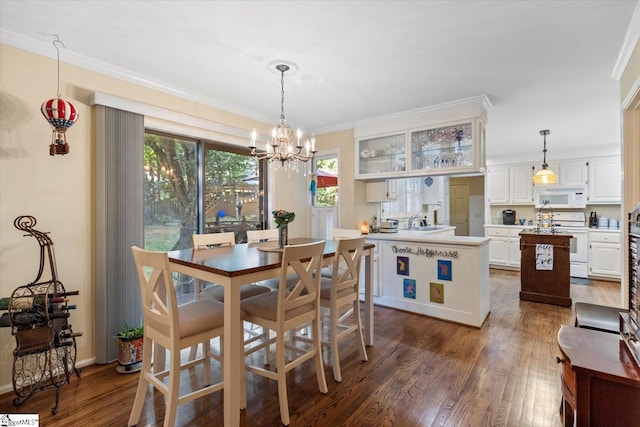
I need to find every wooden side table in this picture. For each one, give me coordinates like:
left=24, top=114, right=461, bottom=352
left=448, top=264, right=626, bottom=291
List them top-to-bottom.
left=557, top=325, right=640, bottom=426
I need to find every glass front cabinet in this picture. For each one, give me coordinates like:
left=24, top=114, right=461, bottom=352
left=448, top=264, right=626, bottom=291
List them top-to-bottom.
left=355, top=118, right=486, bottom=180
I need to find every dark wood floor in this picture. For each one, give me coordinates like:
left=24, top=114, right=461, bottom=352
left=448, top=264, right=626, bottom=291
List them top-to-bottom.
left=0, top=270, right=621, bottom=426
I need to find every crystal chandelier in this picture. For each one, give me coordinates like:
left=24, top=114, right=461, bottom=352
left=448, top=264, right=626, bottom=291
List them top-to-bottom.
left=249, top=64, right=316, bottom=171
left=532, top=129, right=558, bottom=185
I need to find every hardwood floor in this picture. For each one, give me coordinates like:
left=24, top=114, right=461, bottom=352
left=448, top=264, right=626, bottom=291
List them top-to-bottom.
left=0, top=270, right=621, bottom=426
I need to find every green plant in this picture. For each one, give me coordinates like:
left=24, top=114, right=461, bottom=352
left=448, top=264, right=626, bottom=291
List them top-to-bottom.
left=114, top=320, right=144, bottom=339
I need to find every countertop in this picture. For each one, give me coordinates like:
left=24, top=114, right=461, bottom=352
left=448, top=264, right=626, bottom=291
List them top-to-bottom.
left=365, top=227, right=489, bottom=246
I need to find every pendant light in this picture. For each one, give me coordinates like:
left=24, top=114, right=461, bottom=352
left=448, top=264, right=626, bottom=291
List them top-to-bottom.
left=532, top=129, right=557, bottom=185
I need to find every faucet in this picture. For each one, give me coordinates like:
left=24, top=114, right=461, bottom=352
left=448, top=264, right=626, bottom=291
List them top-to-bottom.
left=408, top=214, right=420, bottom=230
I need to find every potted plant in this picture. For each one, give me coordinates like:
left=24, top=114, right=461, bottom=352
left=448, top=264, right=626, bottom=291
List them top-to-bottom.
left=114, top=321, right=144, bottom=373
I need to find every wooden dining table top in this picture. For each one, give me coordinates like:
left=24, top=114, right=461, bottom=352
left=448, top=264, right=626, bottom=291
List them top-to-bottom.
left=168, top=237, right=374, bottom=277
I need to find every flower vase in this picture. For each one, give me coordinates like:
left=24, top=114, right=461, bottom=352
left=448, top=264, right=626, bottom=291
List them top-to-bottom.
left=278, top=224, right=288, bottom=249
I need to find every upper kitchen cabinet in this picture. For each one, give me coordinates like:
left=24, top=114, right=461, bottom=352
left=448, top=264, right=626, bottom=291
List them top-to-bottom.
left=354, top=96, right=490, bottom=180
left=409, top=119, right=485, bottom=175
left=357, top=133, right=407, bottom=177
left=587, top=156, right=621, bottom=203
left=559, top=159, right=588, bottom=186
left=487, top=163, right=535, bottom=205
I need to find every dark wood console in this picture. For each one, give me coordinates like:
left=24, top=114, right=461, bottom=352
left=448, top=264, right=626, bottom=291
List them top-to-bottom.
left=519, top=231, right=572, bottom=306
left=557, top=325, right=640, bottom=427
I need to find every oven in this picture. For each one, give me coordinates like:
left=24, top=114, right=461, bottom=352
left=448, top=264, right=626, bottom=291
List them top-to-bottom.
left=553, top=212, right=588, bottom=278
left=555, top=227, right=589, bottom=278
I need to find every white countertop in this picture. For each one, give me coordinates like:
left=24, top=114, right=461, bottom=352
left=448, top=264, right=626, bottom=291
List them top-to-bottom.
left=484, top=224, right=537, bottom=229
left=588, top=227, right=621, bottom=233
left=365, top=228, right=489, bottom=246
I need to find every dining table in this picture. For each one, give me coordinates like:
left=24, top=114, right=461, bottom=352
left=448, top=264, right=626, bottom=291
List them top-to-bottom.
left=167, top=237, right=375, bottom=426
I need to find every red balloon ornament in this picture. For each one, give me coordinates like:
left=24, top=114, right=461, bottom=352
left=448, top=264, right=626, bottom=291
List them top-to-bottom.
left=41, top=97, right=78, bottom=156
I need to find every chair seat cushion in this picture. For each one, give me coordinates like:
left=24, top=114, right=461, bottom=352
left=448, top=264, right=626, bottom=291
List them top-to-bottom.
left=320, top=264, right=348, bottom=279
left=319, top=277, right=356, bottom=301
left=200, top=283, right=271, bottom=302
left=241, top=291, right=314, bottom=322
left=178, top=299, right=225, bottom=338
left=574, top=302, right=627, bottom=333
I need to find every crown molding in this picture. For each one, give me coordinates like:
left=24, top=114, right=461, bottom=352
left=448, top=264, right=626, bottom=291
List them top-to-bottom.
left=611, top=1, right=640, bottom=81
left=0, top=29, right=272, bottom=125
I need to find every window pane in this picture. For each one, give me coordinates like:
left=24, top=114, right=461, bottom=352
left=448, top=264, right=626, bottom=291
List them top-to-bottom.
left=143, top=133, right=198, bottom=251
left=204, top=146, right=264, bottom=243
left=315, top=157, right=338, bottom=207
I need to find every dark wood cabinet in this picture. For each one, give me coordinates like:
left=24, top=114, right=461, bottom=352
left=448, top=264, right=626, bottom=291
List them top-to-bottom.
left=519, top=231, right=572, bottom=306
left=557, top=325, right=640, bottom=427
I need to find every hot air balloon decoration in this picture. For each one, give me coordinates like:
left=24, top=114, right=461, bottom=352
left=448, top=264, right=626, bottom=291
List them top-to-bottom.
left=41, top=36, right=78, bottom=156
left=41, top=97, right=78, bottom=155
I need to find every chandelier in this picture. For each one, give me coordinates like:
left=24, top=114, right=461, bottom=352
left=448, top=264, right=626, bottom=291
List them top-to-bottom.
left=249, top=63, right=316, bottom=171
left=532, top=129, right=558, bottom=185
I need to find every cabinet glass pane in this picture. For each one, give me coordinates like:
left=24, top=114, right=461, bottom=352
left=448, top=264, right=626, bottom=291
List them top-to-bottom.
left=411, top=122, right=473, bottom=170
left=358, top=133, right=406, bottom=175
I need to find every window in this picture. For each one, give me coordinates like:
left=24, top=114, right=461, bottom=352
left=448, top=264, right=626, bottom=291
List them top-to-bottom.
left=143, top=131, right=268, bottom=253
left=143, top=132, right=198, bottom=251
left=203, top=143, right=266, bottom=243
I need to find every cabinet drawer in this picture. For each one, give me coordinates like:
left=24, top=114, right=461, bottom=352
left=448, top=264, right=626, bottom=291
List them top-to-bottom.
left=486, top=228, right=510, bottom=237
left=589, top=232, right=620, bottom=243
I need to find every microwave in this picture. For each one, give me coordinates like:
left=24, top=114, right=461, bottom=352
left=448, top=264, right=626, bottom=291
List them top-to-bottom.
left=533, top=185, right=587, bottom=208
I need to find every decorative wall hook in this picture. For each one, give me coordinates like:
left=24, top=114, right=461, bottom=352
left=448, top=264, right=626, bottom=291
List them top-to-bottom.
left=40, top=35, right=78, bottom=156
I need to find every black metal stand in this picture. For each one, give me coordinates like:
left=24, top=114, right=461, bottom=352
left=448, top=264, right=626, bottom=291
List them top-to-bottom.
left=6, top=216, right=82, bottom=414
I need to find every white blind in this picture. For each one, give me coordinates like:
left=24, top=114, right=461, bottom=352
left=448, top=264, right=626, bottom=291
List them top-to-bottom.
left=311, top=207, right=336, bottom=240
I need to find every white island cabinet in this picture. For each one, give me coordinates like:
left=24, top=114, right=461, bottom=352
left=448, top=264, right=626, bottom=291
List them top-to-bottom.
left=365, top=229, right=490, bottom=328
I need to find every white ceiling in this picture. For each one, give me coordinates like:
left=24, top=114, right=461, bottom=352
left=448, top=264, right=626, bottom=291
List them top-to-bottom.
left=1, top=1, right=637, bottom=163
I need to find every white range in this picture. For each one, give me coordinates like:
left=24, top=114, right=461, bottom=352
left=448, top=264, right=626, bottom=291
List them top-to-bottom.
left=552, top=211, right=588, bottom=279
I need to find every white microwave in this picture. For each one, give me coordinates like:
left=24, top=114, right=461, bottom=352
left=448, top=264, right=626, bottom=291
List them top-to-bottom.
left=534, top=185, right=587, bottom=208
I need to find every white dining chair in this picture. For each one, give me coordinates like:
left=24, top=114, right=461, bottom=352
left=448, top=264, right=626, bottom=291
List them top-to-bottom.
left=246, top=228, right=278, bottom=243
left=321, top=228, right=362, bottom=279
left=191, top=232, right=271, bottom=360
left=192, top=232, right=271, bottom=302
left=318, top=236, right=368, bottom=382
left=241, top=240, right=327, bottom=426
left=128, top=246, right=231, bottom=427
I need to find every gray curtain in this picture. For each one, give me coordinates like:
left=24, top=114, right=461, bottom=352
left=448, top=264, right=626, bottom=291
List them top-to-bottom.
left=94, top=105, right=144, bottom=363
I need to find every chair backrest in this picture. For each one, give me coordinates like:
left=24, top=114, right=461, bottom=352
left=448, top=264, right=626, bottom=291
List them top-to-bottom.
left=246, top=228, right=278, bottom=243
left=330, top=228, right=361, bottom=240
left=192, top=232, right=236, bottom=250
left=330, top=236, right=366, bottom=297
left=277, top=240, right=326, bottom=323
left=131, top=246, right=179, bottom=346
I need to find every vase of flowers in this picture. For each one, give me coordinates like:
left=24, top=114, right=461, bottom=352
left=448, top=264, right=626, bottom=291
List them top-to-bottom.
left=273, top=209, right=295, bottom=248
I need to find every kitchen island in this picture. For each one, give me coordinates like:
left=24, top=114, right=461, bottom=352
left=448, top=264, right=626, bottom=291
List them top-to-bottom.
left=365, top=228, right=490, bottom=327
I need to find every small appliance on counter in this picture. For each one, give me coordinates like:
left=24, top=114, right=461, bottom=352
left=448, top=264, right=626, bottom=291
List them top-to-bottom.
left=502, top=209, right=516, bottom=225
left=589, top=211, right=598, bottom=228
left=379, top=219, right=398, bottom=233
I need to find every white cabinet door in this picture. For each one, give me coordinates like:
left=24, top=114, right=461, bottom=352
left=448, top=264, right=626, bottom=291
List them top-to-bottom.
left=588, top=156, right=621, bottom=203
left=560, top=160, right=588, bottom=186
left=510, top=164, right=534, bottom=204
left=487, top=166, right=509, bottom=204
left=366, top=180, right=398, bottom=202
left=488, top=236, right=509, bottom=264
left=508, top=237, right=522, bottom=265
left=589, top=242, right=621, bottom=277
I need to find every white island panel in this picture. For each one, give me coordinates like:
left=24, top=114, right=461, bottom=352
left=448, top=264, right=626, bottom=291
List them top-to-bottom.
left=369, top=236, right=490, bottom=327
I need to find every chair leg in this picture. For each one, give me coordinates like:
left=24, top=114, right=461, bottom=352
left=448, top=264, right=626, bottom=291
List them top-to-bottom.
left=354, top=301, right=368, bottom=362
left=330, top=304, right=342, bottom=382
left=313, top=317, right=328, bottom=394
left=263, top=328, right=270, bottom=365
left=276, top=331, right=290, bottom=426
left=128, top=338, right=153, bottom=427
left=201, top=340, right=211, bottom=386
left=188, top=343, right=198, bottom=362
left=164, top=349, right=181, bottom=427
